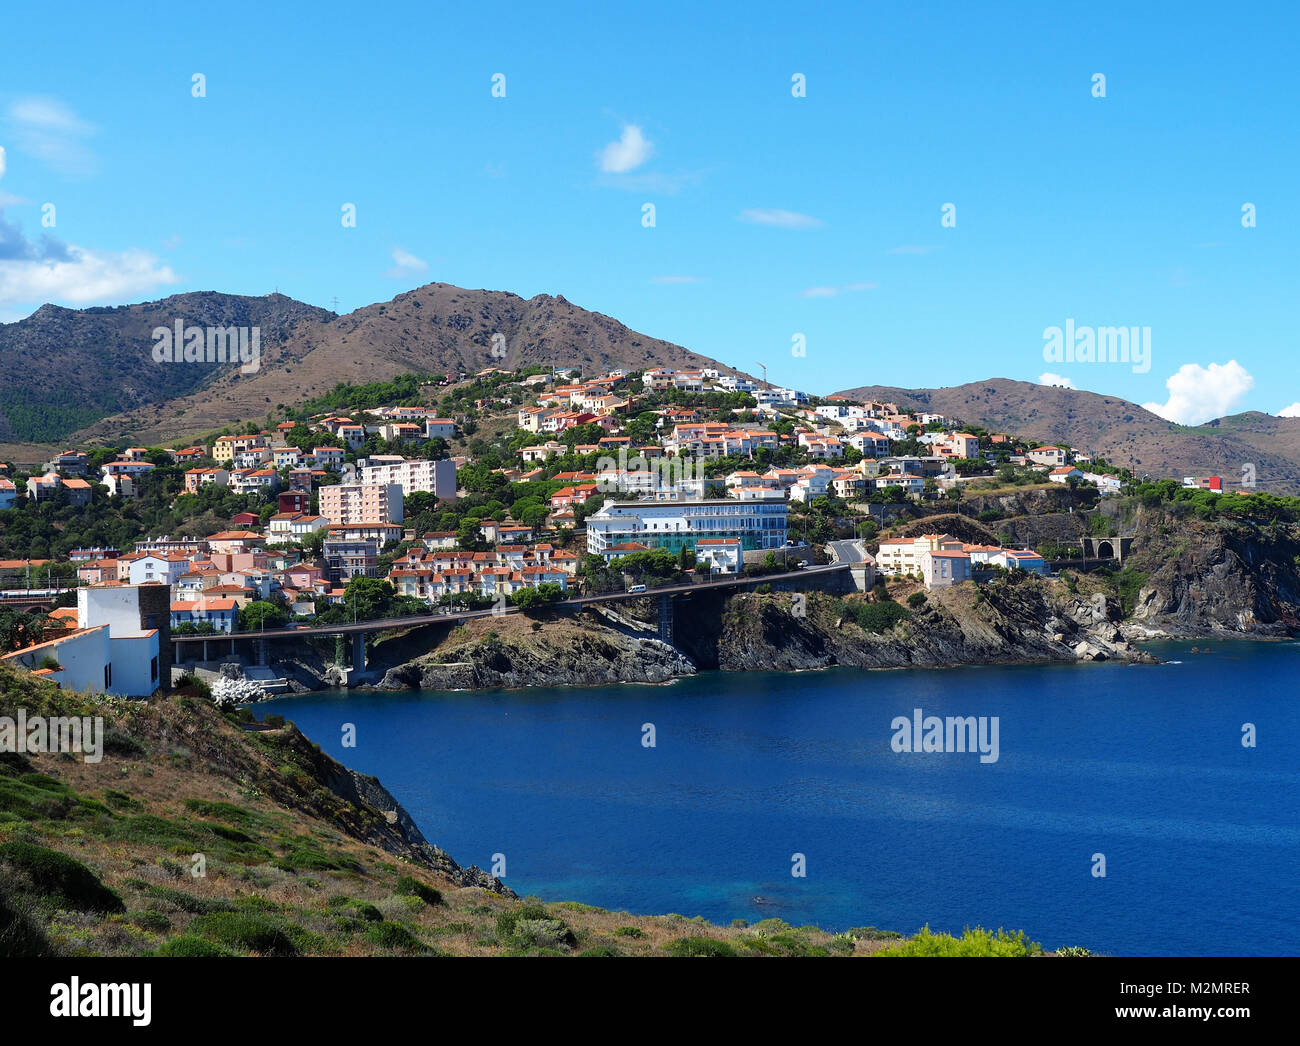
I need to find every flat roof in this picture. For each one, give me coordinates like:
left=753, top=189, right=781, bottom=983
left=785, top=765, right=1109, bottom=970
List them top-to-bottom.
left=602, top=498, right=786, bottom=507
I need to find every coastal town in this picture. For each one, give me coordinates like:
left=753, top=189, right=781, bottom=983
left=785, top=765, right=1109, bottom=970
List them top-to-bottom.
left=0, top=364, right=1238, bottom=698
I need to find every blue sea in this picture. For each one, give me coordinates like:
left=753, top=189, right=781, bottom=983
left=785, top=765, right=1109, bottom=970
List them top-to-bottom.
left=260, top=640, right=1300, bottom=955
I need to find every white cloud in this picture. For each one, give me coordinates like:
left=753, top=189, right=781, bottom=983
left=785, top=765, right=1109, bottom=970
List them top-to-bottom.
left=6, top=97, right=97, bottom=177
left=598, top=125, right=653, bottom=174
left=738, top=208, right=823, bottom=229
left=0, top=246, right=177, bottom=307
left=382, top=247, right=429, bottom=279
left=650, top=274, right=704, bottom=284
left=801, top=281, right=876, bottom=298
left=1141, top=360, right=1255, bottom=426
left=1038, top=373, right=1076, bottom=389
left=1278, top=403, right=1300, bottom=418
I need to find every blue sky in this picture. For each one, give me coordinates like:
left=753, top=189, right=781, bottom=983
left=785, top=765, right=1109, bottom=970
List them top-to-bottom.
left=0, top=1, right=1296, bottom=422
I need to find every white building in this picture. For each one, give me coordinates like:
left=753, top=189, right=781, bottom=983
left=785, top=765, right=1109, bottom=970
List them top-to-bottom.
left=358, top=458, right=457, bottom=499
left=585, top=499, right=788, bottom=555
left=695, top=537, right=742, bottom=574
left=127, top=553, right=194, bottom=587
left=2, top=586, right=164, bottom=697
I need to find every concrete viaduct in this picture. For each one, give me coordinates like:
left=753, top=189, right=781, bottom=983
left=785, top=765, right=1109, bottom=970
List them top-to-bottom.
left=170, top=556, right=870, bottom=675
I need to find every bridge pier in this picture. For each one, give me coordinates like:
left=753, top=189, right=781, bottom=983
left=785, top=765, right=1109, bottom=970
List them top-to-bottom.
left=657, top=593, right=674, bottom=646
left=351, top=632, right=366, bottom=671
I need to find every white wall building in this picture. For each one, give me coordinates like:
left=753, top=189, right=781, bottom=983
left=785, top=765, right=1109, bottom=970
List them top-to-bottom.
left=358, top=458, right=457, bottom=499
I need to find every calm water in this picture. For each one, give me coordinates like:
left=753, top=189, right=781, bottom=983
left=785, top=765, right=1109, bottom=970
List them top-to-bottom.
left=261, top=641, right=1300, bottom=955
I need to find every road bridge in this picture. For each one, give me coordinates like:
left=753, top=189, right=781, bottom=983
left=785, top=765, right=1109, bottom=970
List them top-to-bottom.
left=171, top=562, right=852, bottom=673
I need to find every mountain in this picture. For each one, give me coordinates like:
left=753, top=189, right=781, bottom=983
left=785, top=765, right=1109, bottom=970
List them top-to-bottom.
left=0, top=283, right=723, bottom=447
left=0, top=292, right=332, bottom=444
left=836, top=378, right=1300, bottom=493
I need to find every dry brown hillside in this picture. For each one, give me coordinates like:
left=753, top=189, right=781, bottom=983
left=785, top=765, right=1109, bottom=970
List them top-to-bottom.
left=61, top=283, right=721, bottom=446
left=838, top=378, right=1300, bottom=493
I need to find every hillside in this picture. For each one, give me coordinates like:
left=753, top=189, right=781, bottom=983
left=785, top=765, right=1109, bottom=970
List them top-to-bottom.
left=0, top=283, right=723, bottom=449
left=0, top=293, right=333, bottom=445
left=837, top=378, right=1300, bottom=494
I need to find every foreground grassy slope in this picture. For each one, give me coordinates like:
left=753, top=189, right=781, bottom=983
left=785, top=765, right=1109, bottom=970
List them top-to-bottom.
left=0, top=664, right=1062, bottom=957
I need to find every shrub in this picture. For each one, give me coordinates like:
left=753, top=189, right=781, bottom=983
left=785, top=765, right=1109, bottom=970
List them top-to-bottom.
left=906, top=592, right=927, bottom=608
left=846, top=599, right=909, bottom=633
left=101, top=729, right=145, bottom=757
left=102, top=788, right=140, bottom=811
left=182, top=799, right=255, bottom=824
left=0, top=841, right=124, bottom=914
left=274, top=847, right=359, bottom=873
left=394, top=875, right=442, bottom=906
left=0, top=885, right=53, bottom=957
left=344, top=901, right=383, bottom=923
left=496, top=902, right=575, bottom=949
left=129, top=910, right=173, bottom=933
left=188, top=912, right=298, bottom=956
left=363, top=920, right=423, bottom=951
left=613, top=925, right=646, bottom=938
left=844, top=925, right=901, bottom=941
left=876, top=925, right=1043, bottom=957
left=153, top=935, right=235, bottom=957
left=665, top=936, right=736, bottom=958
left=578, top=945, right=621, bottom=957
left=1055, top=945, right=1093, bottom=957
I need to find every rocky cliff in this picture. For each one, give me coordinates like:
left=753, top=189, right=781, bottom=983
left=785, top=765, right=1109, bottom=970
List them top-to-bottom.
left=1115, top=504, right=1300, bottom=636
left=362, top=574, right=1152, bottom=695
left=374, top=613, right=695, bottom=691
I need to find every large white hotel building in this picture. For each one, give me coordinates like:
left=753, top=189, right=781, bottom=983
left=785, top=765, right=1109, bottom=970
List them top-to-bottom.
left=584, top=499, right=788, bottom=555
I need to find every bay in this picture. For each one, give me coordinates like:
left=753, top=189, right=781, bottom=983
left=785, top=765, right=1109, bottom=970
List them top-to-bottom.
left=261, top=639, right=1300, bottom=955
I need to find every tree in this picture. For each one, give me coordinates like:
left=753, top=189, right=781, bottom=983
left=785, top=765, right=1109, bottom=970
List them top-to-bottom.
left=456, top=518, right=483, bottom=550
left=510, top=583, right=565, bottom=612
left=239, top=600, right=289, bottom=632
left=0, top=610, right=48, bottom=652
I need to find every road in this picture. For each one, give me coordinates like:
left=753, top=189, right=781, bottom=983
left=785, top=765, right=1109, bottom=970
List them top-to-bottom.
left=827, top=539, right=867, bottom=563
left=171, top=561, right=849, bottom=644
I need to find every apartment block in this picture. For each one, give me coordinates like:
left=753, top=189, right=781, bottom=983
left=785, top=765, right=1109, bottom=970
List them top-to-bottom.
left=358, top=458, right=457, bottom=500
left=318, top=482, right=405, bottom=525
